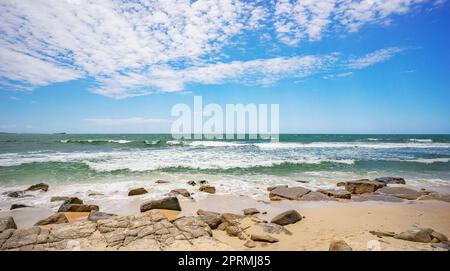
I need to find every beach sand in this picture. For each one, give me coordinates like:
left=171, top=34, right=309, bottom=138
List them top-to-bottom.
left=2, top=193, right=449, bottom=251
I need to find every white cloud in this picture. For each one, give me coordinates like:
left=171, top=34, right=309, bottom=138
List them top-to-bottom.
left=0, top=0, right=441, bottom=98
left=346, top=47, right=404, bottom=69
left=323, top=71, right=353, bottom=79
left=85, top=117, right=169, bottom=126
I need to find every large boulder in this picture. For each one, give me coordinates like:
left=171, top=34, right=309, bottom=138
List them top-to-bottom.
left=373, top=177, right=406, bottom=184
left=345, top=179, right=385, bottom=194
left=26, top=183, right=49, bottom=192
left=199, top=185, right=216, bottom=194
left=269, top=186, right=311, bottom=200
left=375, top=187, right=422, bottom=200
left=128, top=188, right=148, bottom=196
left=317, top=189, right=351, bottom=199
left=140, top=196, right=181, bottom=212
left=87, top=210, right=117, bottom=222
left=271, top=210, right=302, bottom=226
left=34, top=213, right=69, bottom=226
left=0, top=217, right=17, bottom=232
left=394, top=228, right=434, bottom=243
left=329, top=240, right=352, bottom=251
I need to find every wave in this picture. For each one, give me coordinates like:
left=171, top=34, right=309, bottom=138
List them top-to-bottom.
left=409, top=138, right=433, bottom=143
left=60, top=139, right=132, bottom=144
left=252, top=142, right=450, bottom=149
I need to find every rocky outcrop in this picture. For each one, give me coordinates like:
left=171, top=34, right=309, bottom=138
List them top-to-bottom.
left=373, top=177, right=406, bottom=185
left=345, top=179, right=385, bottom=194
left=26, top=183, right=49, bottom=192
left=199, top=185, right=216, bottom=194
left=269, top=186, right=311, bottom=200
left=375, top=187, right=422, bottom=200
left=128, top=188, right=148, bottom=196
left=170, top=189, right=191, bottom=197
left=317, top=189, right=351, bottom=199
left=140, top=197, right=181, bottom=212
left=243, top=208, right=260, bottom=215
left=271, top=210, right=302, bottom=226
left=0, top=211, right=228, bottom=251
left=88, top=211, right=117, bottom=222
left=35, top=213, right=69, bottom=226
left=0, top=217, right=17, bottom=232
left=250, top=234, right=278, bottom=243
left=329, top=240, right=352, bottom=251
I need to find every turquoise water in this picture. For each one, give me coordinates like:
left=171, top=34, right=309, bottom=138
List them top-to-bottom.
left=0, top=134, right=449, bottom=186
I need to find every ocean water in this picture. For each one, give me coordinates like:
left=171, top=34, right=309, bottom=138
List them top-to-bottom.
left=1, top=134, right=450, bottom=207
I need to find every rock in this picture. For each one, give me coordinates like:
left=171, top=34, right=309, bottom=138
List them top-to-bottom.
left=373, top=177, right=406, bottom=185
left=345, top=179, right=385, bottom=194
left=155, top=180, right=169, bottom=184
left=187, top=180, right=196, bottom=186
left=199, top=180, right=208, bottom=185
left=295, top=180, right=309, bottom=184
left=336, top=182, right=345, bottom=187
left=26, top=183, right=49, bottom=192
left=199, top=185, right=216, bottom=194
left=267, top=185, right=288, bottom=191
left=269, top=186, right=311, bottom=200
left=375, top=187, right=422, bottom=200
left=128, top=188, right=148, bottom=196
left=170, top=189, right=191, bottom=197
left=317, top=189, right=351, bottom=199
left=5, top=191, right=24, bottom=198
left=299, top=191, right=334, bottom=201
left=88, top=192, right=104, bottom=197
left=417, top=192, right=450, bottom=203
left=352, top=194, right=404, bottom=202
left=269, top=195, right=283, bottom=201
left=50, top=196, right=70, bottom=202
left=62, top=197, right=83, bottom=205
left=140, top=197, right=181, bottom=212
left=58, top=203, right=99, bottom=213
left=10, top=204, right=30, bottom=210
left=243, top=208, right=260, bottom=215
left=197, top=209, right=220, bottom=217
left=88, top=210, right=117, bottom=222
left=271, top=210, right=302, bottom=226
left=34, top=213, right=69, bottom=226
left=220, top=213, right=245, bottom=224
left=198, top=215, right=221, bottom=229
left=173, top=216, right=212, bottom=239
left=0, top=217, right=17, bottom=232
left=50, top=220, right=97, bottom=240
left=216, top=222, right=228, bottom=231
left=260, top=223, right=292, bottom=235
left=225, top=225, right=241, bottom=237
left=394, top=228, right=434, bottom=243
left=369, top=230, right=396, bottom=238
left=430, top=231, right=448, bottom=242
left=250, top=234, right=279, bottom=243
left=244, top=240, right=256, bottom=248
left=329, top=240, right=352, bottom=251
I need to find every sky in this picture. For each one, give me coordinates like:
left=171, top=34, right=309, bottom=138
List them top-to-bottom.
left=0, top=0, right=449, bottom=134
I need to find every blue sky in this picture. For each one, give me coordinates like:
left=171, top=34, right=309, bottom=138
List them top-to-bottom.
left=0, top=0, right=449, bottom=134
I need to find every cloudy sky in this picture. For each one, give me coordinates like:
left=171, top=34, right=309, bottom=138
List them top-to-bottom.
left=0, top=0, right=449, bottom=133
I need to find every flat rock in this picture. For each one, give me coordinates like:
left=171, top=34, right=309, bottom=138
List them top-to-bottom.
left=373, top=177, right=406, bottom=184
left=345, top=179, right=385, bottom=194
left=155, top=180, right=170, bottom=184
left=26, top=183, right=49, bottom=192
left=199, top=185, right=216, bottom=194
left=267, top=185, right=288, bottom=191
left=269, top=186, right=311, bottom=200
left=375, top=187, right=422, bottom=200
left=128, top=188, right=148, bottom=196
left=170, top=189, right=191, bottom=197
left=317, top=189, right=351, bottom=199
left=299, top=191, right=335, bottom=201
left=352, top=194, right=404, bottom=203
left=50, top=196, right=70, bottom=202
left=140, top=197, right=181, bottom=212
left=58, top=203, right=99, bottom=213
left=10, top=204, right=31, bottom=210
left=243, top=208, right=260, bottom=215
left=197, top=209, right=220, bottom=217
left=88, top=210, right=117, bottom=222
left=271, top=210, right=302, bottom=226
left=35, top=213, right=69, bottom=226
left=0, top=217, right=17, bottom=232
left=260, top=223, right=292, bottom=235
left=394, top=228, right=434, bottom=243
left=250, top=234, right=279, bottom=243
left=329, top=240, right=352, bottom=251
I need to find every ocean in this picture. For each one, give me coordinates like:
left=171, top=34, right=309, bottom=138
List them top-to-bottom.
left=1, top=134, right=450, bottom=207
